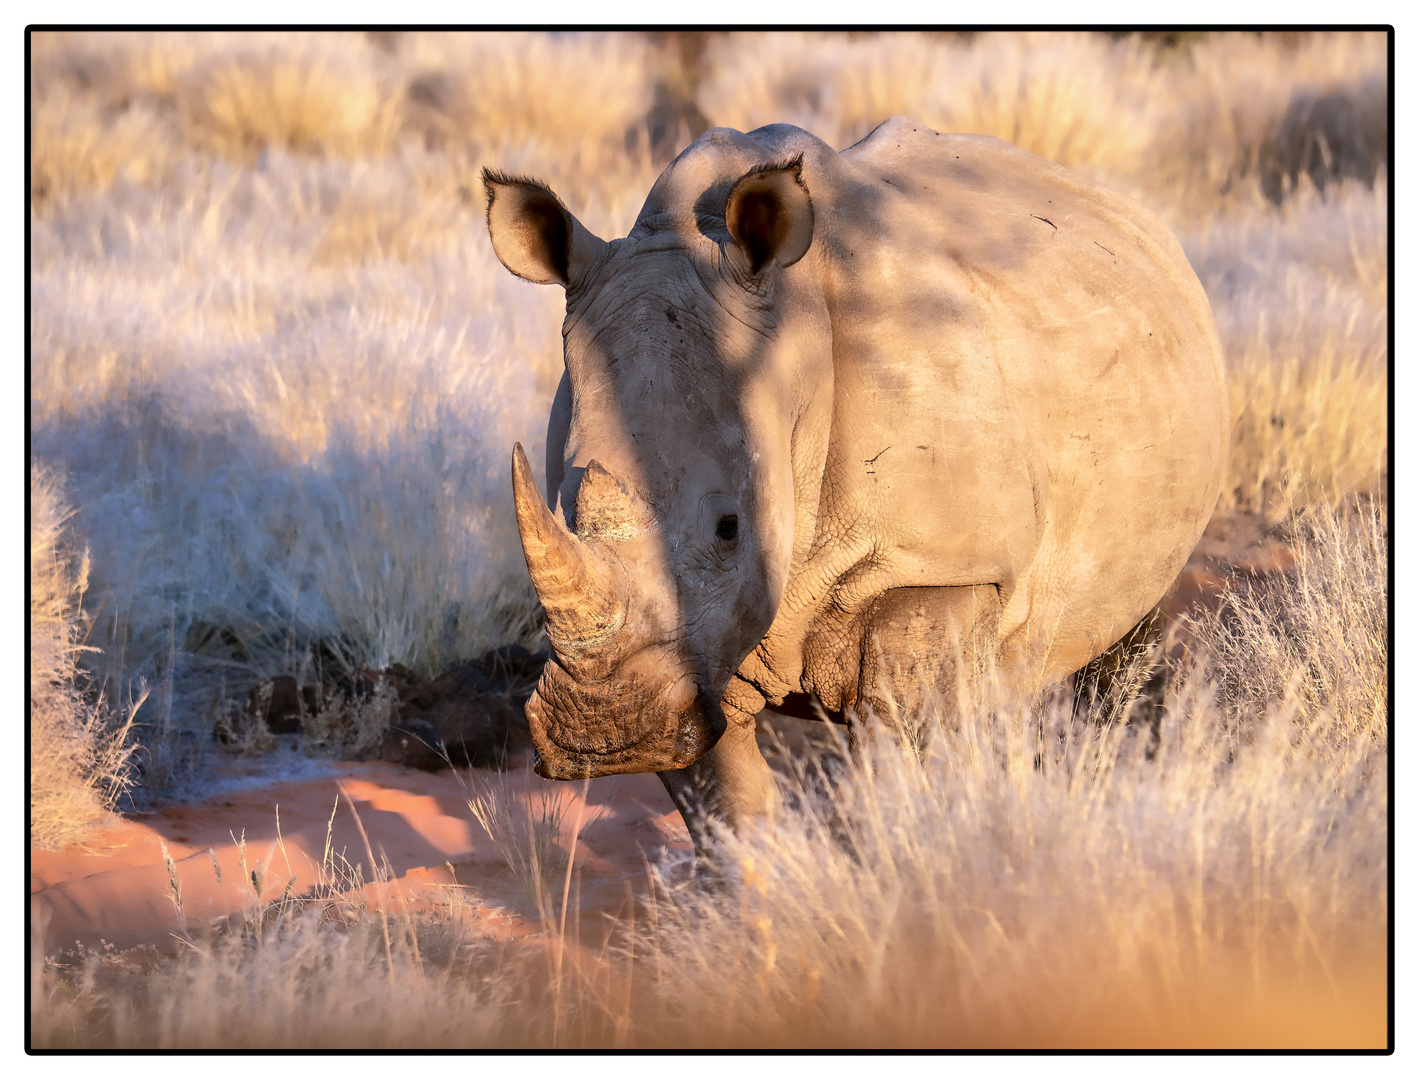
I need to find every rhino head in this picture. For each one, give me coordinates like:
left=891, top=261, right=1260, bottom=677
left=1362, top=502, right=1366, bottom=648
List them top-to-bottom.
left=484, top=136, right=822, bottom=781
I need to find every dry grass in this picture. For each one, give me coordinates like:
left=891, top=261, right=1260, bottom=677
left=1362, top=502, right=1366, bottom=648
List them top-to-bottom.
left=27, top=29, right=670, bottom=747
left=28, top=30, right=1388, bottom=1048
left=696, top=31, right=1385, bottom=222
left=698, top=32, right=1164, bottom=181
left=181, top=44, right=402, bottom=162
left=1181, top=178, right=1387, bottom=520
left=29, top=465, right=140, bottom=849
left=1185, top=498, right=1387, bottom=746
left=615, top=499, right=1386, bottom=1050
left=31, top=500, right=1387, bottom=1048
left=466, top=771, right=588, bottom=914
left=31, top=791, right=526, bottom=1049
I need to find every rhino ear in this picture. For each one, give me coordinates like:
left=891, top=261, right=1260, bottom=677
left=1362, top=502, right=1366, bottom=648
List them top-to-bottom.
left=725, top=158, right=814, bottom=274
left=483, top=170, right=608, bottom=288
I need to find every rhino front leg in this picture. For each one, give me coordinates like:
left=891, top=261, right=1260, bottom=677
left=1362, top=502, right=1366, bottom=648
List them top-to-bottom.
left=855, top=583, right=1003, bottom=722
left=657, top=706, right=776, bottom=855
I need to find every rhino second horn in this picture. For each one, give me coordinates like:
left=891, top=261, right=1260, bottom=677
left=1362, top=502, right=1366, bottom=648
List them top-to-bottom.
left=511, top=442, right=627, bottom=655
left=574, top=459, right=655, bottom=540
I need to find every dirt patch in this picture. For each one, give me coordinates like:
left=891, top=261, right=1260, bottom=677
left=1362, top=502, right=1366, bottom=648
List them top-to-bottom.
left=1160, top=508, right=1299, bottom=634
left=31, top=758, right=690, bottom=957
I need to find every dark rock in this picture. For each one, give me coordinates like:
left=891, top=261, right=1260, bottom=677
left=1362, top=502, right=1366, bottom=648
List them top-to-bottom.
left=473, top=644, right=550, bottom=700
left=371, top=651, right=537, bottom=769
left=442, top=660, right=492, bottom=697
left=382, top=661, right=492, bottom=717
left=386, top=663, right=428, bottom=712
left=245, top=674, right=327, bottom=734
left=248, top=675, right=302, bottom=734
left=426, top=692, right=531, bottom=769
left=380, top=718, right=448, bottom=772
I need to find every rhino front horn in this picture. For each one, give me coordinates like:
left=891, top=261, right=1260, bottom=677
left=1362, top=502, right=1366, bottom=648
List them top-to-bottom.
left=511, top=442, right=627, bottom=657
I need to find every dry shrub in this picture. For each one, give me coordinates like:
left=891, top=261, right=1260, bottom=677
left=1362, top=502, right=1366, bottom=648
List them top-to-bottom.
left=1155, top=31, right=1388, bottom=218
left=180, top=43, right=402, bottom=161
left=29, top=89, right=178, bottom=208
left=1182, top=177, right=1387, bottom=519
left=29, top=465, right=138, bottom=849
left=297, top=678, right=398, bottom=759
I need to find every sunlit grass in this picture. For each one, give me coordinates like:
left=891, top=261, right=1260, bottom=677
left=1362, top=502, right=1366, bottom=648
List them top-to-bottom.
left=29, top=464, right=141, bottom=849
left=32, top=499, right=1387, bottom=1047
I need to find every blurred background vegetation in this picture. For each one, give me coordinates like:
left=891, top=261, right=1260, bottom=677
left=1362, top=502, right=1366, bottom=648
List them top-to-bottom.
left=29, top=28, right=1386, bottom=809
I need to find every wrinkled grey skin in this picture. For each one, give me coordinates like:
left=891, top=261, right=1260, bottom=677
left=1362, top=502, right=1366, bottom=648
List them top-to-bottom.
left=485, top=118, right=1227, bottom=845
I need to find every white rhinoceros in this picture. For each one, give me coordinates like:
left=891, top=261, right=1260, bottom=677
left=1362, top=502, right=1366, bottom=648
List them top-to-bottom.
left=484, top=118, right=1227, bottom=840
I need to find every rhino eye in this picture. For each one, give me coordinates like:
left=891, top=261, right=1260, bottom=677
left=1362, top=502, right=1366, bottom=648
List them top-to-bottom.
left=715, top=515, right=739, bottom=541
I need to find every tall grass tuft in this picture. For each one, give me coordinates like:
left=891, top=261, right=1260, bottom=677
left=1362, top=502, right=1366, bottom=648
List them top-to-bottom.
left=1182, top=178, right=1387, bottom=520
left=29, top=464, right=140, bottom=849
left=1185, top=498, right=1387, bottom=747
left=614, top=527, right=1385, bottom=1048
left=467, top=773, right=577, bottom=915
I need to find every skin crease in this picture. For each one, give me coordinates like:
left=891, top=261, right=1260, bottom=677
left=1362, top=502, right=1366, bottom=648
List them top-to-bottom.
left=486, top=118, right=1228, bottom=850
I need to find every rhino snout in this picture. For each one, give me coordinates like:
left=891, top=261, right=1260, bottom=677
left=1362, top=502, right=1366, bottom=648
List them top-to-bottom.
left=526, top=661, right=725, bottom=779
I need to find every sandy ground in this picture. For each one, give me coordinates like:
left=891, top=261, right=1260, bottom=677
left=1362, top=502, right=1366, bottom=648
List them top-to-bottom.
left=30, top=512, right=1294, bottom=959
left=30, top=755, right=693, bottom=956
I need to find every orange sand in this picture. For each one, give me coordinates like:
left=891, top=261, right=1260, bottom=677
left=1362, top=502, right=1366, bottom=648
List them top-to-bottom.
left=30, top=759, right=690, bottom=955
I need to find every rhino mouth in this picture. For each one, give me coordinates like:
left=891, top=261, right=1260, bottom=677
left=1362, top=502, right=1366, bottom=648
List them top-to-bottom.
left=524, top=661, right=726, bottom=779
